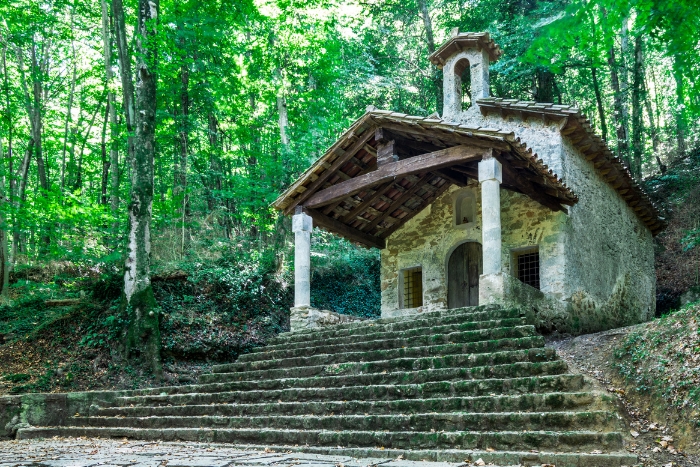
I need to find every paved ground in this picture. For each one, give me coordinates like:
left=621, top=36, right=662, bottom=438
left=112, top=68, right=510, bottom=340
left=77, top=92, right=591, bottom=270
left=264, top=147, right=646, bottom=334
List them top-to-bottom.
left=0, top=439, right=469, bottom=467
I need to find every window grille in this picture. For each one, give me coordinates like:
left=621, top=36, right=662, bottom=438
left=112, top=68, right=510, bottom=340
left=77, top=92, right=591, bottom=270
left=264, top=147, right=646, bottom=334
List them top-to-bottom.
left=517, top=251, right=540, bottom=290
left=402, top=268, right=423, bottom=308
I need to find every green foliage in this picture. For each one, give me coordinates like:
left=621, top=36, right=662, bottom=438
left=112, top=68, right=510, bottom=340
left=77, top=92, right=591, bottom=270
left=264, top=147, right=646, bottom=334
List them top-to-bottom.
left=310, top=232, right=381, bottom=319
left=614, top=302, right=700, bottom=414
left=3, top=373, right=30, bottom=383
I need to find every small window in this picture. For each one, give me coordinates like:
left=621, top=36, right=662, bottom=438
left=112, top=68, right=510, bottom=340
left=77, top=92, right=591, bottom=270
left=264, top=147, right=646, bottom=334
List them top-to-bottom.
left=454, top=58, right=471, bottom=111
left=515, top=249, right=540, bottom=290
left=401, top=267, right=423, bottom=308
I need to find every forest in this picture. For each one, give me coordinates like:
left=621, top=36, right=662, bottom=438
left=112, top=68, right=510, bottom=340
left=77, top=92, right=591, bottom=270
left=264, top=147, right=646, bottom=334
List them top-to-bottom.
left=0, top=0, right=698, bottom=380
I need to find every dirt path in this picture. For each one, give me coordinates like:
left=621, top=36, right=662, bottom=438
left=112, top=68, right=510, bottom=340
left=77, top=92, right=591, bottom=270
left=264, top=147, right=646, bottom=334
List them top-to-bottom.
left=548, top=329, right=700, bottom=467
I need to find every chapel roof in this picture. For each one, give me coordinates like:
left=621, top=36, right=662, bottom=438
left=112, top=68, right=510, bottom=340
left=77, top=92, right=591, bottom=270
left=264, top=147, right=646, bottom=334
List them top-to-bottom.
left=477, top=97, right=666, bottom=235
left=273, top=109, right=579, bottom=249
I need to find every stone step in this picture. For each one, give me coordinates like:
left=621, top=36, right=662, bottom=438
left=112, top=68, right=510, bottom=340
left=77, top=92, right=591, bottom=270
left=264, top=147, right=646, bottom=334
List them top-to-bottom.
left=264, top=310, right=525, bottom=348
left=254, top=325, right=538, bottom=355
left=226, top=335, right=544, bottom=369
left=201, top=347, right=557, bottom=383
left=123, top=360, right=570, bottom=403
left=116, top=372, right=585, bottom=407
left=94, top=391, right=610, bottom=418
left=66, top=410, right=620, bottom=433
left=15, top=426, right=626, bottom=452
left=164, top=443, right=638, bottom=467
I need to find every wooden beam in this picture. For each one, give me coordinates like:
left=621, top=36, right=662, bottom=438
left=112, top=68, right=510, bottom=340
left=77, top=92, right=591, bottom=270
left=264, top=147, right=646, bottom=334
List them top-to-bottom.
left=284, top=128, right=375, bottom=214
left=304, top=145, right=487, bottom=209
left=361, top=173, right=435, bottom=233
left=340, top=181, right=395, bottom=223
left=305, top=209, right=385, bottom=249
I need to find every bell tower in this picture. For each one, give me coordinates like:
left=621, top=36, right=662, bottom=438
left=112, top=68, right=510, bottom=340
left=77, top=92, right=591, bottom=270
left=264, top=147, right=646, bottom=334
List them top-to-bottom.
left=428, top=29, right=502, bottom=121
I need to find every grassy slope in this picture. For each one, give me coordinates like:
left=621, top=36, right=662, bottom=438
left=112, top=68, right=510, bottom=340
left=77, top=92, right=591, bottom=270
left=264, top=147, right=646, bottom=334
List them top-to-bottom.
left=613, top=302, right=700, bottom=450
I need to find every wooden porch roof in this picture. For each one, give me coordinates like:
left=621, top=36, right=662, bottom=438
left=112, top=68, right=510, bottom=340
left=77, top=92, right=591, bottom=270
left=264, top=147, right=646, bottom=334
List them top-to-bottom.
left=477, top=97, right=666, bottom=236
left=273, top=108, right=579, bottom=249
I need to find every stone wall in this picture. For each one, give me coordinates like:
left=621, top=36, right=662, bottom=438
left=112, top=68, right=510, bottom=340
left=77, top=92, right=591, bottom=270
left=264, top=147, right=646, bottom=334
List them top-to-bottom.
left=558, top=137, right=655, bottom=332
left=380, top=183, right=565, bottom=319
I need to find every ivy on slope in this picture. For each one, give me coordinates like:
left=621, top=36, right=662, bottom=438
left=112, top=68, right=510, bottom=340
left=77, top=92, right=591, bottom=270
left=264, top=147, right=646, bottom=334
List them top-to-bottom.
left=614, top=303, right=700, bottom=427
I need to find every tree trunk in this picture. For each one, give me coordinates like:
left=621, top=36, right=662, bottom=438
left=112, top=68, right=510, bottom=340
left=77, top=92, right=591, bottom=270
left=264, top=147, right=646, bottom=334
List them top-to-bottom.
left=102, top=0, right=120, bottom=221
left=112, top=0, right=136, bottom=166
left=123, top=0, right=162, bottom=378
left=417, top=0, right=442, bottom=115
left=61, top=33, right=77, bottom=192
left=631, top=35, right=644, bottom=179
left=16, top=40, right=50, bottom=251
left=1, top=41, right=14, bottom=278
left=608, top=45, right=630, bottom=164
left=672, top=58, right=686, bottom=159
left=533, top=67, right=555, bottom=103
left=591, top=67, right=608, bottom=141
left=643, top=80, right=660, bottom=155
left=276, top=92, right=289, bottom=146
left=101, top=100, right=110, bottom=204
left=207, top=111, right=221, bottom=212
left=0, top=134, right=9, bottom=297
left=11, top=138, right=33, bottom=265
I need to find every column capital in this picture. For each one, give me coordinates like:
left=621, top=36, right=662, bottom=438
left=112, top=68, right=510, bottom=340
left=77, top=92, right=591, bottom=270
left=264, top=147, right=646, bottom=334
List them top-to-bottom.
left=478, top=157, right=502, bottom=183
left=292, top=212, right=313, bottom=233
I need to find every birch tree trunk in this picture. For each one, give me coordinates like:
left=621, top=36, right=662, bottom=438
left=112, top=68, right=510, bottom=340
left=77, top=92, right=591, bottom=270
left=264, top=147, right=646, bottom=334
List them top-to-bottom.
left=123, top=0, right=162, bottom=378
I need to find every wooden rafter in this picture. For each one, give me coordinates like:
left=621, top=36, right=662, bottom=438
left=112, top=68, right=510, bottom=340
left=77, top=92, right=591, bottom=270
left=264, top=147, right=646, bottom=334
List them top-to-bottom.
left=284, top=129, right=375, bottom=215
left=361, top=173, right=435, bottom=234
left=379, top=179, right=452, bottom=239
left=340, top=181, right=395, bottom=223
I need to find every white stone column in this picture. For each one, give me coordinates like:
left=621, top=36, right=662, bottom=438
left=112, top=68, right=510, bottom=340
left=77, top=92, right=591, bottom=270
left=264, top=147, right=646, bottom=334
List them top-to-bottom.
left=478, top=157, right=504, bottom=303
left=292, top=211, right=313, bottom=308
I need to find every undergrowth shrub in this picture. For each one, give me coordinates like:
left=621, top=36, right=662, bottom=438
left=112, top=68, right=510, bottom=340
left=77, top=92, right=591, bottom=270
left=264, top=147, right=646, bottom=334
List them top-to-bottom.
left=309, top=231, right=381, bottom=319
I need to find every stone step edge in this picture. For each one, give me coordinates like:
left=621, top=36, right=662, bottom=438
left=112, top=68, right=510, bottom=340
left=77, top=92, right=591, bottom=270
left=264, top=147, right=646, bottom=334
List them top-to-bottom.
left=274, top=305, right=509, bottom=338
left=267, top=314, right=525, bottom=347
left=260, top=325, right=536, bottom=354
left=218, top=339, right=548, bottom=374
left=204, top=348, right=558, bottom=380
left=133, top=360, right=571, bottom=398
left=120, top=372, right=589, bottom=400
left=96, top=390, right=607, bottom=414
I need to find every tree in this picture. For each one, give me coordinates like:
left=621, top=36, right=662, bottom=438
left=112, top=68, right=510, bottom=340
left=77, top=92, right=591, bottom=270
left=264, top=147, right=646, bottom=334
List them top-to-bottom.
left=122, top=0, right=162, bottom=378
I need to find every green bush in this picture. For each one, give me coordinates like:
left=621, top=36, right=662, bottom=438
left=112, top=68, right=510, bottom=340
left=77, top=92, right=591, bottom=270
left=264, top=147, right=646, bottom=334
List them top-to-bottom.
left=309, top=232, right=381, bottom=319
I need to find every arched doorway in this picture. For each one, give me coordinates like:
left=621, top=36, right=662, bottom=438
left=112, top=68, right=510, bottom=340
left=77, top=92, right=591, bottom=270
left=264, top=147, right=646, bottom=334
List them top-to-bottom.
left=447, top=242, right=483, bottom=308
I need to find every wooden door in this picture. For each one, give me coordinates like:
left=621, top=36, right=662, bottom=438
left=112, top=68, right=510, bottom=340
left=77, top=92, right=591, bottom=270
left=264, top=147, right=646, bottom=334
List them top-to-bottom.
left=447, top=242, right=483, bottom=308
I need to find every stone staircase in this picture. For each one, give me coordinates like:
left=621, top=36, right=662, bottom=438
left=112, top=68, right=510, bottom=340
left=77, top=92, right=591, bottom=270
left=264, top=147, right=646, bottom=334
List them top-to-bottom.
left=15, top=305, right=637, bottom=466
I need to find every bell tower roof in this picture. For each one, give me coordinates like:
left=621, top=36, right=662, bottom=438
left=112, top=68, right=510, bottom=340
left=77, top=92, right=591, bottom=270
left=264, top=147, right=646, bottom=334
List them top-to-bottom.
left=428, top=30, right=503, bottom=68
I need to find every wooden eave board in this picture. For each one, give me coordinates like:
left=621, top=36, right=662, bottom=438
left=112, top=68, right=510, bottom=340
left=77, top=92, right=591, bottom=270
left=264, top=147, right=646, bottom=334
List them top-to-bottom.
left=477, top=97, right=666, bottom=235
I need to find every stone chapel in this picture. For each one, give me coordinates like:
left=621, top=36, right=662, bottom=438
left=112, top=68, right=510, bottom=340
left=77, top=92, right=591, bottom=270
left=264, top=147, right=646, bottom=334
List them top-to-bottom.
left=273, top=30, right=665, bottom=334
